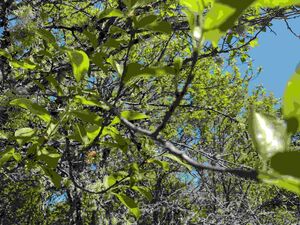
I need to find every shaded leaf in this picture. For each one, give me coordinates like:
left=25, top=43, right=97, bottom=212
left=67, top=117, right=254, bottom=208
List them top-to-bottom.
left=146, top=21, right=172, bottom=34
left=36, top=29, right=58, bottom=48
left=83, top=30, right=98, bottom=48
left=46, top=75, right=63, bottom=96
left=270, top=151, right=300, bottom=179
left=41, top=166, right=62, bottom=188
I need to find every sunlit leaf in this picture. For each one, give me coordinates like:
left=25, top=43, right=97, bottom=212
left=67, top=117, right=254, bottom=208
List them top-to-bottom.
left=204, top=0, right=256, bottom=46
left=254, top=0, right=300, bottom=7
left=98, top=9, right=123, bottom=20
left=65, top=49, right=90, bottom=82
left=283, top=66, right=300, bottom=133
left=74, top=95, right=110, bottom=110
left=10, top=98, right=51, bottom=123
left=72, top=110, right=103, bottom=125
left=111, top=110, right=148, bottom=125
left=248, top=110, right=288, bottom=159
left=15, top=127, right=35, bottom=145
left=0, top=147, right=15, bottom=167
left=37, top=147, right=61, bottom=169
left=164, top=153, right=193, bottom=171
left=147, top=159, right=169, bottom=171
left=259, top=172, right=300, bottom=195
left=103, top=175, right=117, bottom=188
left=132, top=186, right=153, bottom=201
left=113, top=193, right=141, bottom=219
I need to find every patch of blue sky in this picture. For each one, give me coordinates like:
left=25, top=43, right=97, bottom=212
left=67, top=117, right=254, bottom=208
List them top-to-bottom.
left=248, top=19, right=300, bottom=98
left=87, top=76, right=96, bottom=89
left=49, top=96, right=57, bottom=102
left=46, top=192, right=67, bottom=206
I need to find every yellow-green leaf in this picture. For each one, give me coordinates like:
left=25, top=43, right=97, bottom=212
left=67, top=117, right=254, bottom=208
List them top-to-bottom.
left=65, top=49, right=90, bottom=82
left=283, top=65, right=300, bottom=133
left=10, top=98, right=51, bottom=123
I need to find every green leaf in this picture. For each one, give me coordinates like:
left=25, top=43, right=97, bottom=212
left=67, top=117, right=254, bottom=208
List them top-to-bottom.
left=203, top=0, right=256, bottom=46
left=254, top=0, right=300, bottom=7
left=98, top=9, right=123, bottom=20
left=134, top=15, right=158, bottom=28
left=146, top=21, right=172, bottom=34
left=36, top=28, right=58, bottom=48
left=83, top=30, right=98, bottom=48
left=0, top=49, right=12, bottom=59
left=65, top=49, right=90, bottom=82
left=0, top=50, right=36, bottom=69
left=91, top=52, right=108, bottom=72
left=107, top=57, right=123, bottom=75
left=10, top=59, right=37, bottom=70
left=123, top=63, right=174, bottom=84
left=283, top=68, right=300, bottom=133
left=46, top=75, right=63, bottom=96
left=74, top=95, right=110, bottom=110
left=10, top=98, right=51, bottom=123
left=72, top=110, right=103, bottom=125
left=111, top=110, right=148, bottom=125
left=248, top=110, right=288, bottom=160
left=73, top=124, right=89, bottom=146
left=86, top=124, right=101, bottom=144
left=15, top=127, right=36, bottom=145
left=15, top=127, right=35, bottom=138
left=0, top=147, right=15, bottom=167
left=37, top=147, right=61, bottom=169
left=270, top=151, right=300, bottom=179
left=12, top=152, right=21, bottom=162
left=164, top=153, right=193, bottom=171
left=147, top=159, right=169, bottom=171
left=41, top=166, right=62, bottom=188
left=259, top=172, right=300, bottom=195
left=103, top=175, right=117, bottom=188
left=132, top=186, right=153, bottom=201
left=113, top=193, right=141, bottom=219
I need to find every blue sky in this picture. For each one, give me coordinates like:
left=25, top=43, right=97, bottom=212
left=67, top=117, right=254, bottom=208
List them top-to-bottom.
left=248, top=18, right=300, bottom=98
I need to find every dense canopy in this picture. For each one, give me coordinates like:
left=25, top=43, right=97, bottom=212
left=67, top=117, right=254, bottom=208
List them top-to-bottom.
left=0, top=0, right=300, bottom=224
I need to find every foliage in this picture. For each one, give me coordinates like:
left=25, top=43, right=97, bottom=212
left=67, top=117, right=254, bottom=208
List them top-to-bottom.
left=0, top=0, right=300, bottom=224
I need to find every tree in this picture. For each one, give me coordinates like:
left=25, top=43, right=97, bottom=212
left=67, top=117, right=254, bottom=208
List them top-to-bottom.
left=0, top=0, right=300, bottom=224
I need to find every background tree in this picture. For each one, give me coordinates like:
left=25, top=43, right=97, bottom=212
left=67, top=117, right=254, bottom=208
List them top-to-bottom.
left=0, top=0, right=300, bottom=224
